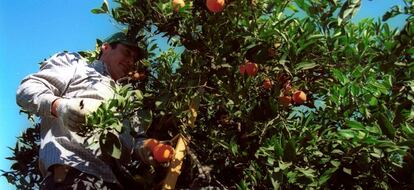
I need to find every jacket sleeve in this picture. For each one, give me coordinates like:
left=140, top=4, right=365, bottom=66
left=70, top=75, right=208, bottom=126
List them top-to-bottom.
left=16, top=52, right=80, bottom=118
left=112, top=112, right=147, bottom=164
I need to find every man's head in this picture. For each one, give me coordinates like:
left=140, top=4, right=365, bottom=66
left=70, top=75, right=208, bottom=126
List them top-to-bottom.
left=100, top=32, right=146, bottom=80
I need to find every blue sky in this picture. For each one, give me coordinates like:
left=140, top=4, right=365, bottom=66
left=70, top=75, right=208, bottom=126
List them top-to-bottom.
left=0, top=0, right=408, bottom=189
left=0, top=1, right=119, bottom=189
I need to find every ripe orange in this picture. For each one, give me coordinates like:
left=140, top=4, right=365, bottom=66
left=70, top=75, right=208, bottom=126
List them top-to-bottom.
left=172, top=0, right=185, bottom=12
left=206, top=0, right=225, bottom=13
left=245, top=62, right=258, bottom=76
left=239, top=64, right=246, bottom=75
left=131, top=72, right=146, bottom=81
left=133, top=72, right=140, bottom=80
left=138, top=72, right=146, bottom=80
left=263, top=78, right=272, bottom=89
left=292, top=90, right=307, bottom=104
left=278, top=96, right=292, bottom=107
left=144, top=139, right=159, bottom=150
left=152, top=144, right=174, bottom=163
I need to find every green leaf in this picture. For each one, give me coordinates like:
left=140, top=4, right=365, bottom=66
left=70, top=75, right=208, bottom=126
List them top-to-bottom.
left=102, top=0, right=109, bottom=12
left=125, top=0, right=136, bottom=5
left=294, top=0, right=311, bottom=15
left=338, top=0, right=361, bottom=25
left=382, top=5, right=401, bottom=21
left=91, top=8, right=106, bottom=14
left=295, top=61, right=317, bottom=71
left=351, top=65, right=363, bottom=79
left=332, top=68, right=349, bottom=85
left=384, top=75, right=393, bottom=89
left=350, top=83, right=360, bottom=96
left=135, top=90, right=143, bottom=101
left=368, top=96, right=378, bottom=106
left=155, top=101, right=163, bottom=108
left=136, top=109, right=152, bottom=131
left=376, top=113, right=395, bottom=138
left=101, top=118, right=117, bottom=128
left=109, top=120, right=123, bottom=133
left=347, top=120, right=364, bottom=129
left=402, top=123, right=414, bottom=138
left=338, top=129, right=355, bottom=139
left=99, top=131, right=122, bottom=159
left=229, top=136, right=239, bottom=156
left=283, top=139, right=297, bottom=162
left=370, top=148, right=383, bottom=158
left=331, top=149, right=344, bottom=156
left=330, top=160, right=341, bottom=167
left=278, top=161, right=292, bottom=170
left=297, top=167, right=316, bottom=179
left=319, top=167, right=338, bottom=185
left=343, top=167, right=352, bottom=175
left=287, top=171, right=298, bottom=183
left=236, top=180, right=249, bottom=190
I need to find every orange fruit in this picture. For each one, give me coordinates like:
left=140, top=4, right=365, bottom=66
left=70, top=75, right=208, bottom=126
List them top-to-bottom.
left=172, top=0, right=185, bottom=12
left=206, top=0, right=225, bottom=13
left=245, top=62, right=258, bottom=76
left=239, top=64, right=246, bottom=75
left=132, top=72, right=146, bottom=80
left=133, top=72, right=140, bottom=80
left=138, top=72, right=146, bottom=80
left=263, top=78, right=272, bottom=89
left=292, top=90, right=307, bottom=104
left=278, top=96, right=292, bottom=107
left=144, top=139, right=159, bottom=150
left=152, top=144, right=174, bottom=163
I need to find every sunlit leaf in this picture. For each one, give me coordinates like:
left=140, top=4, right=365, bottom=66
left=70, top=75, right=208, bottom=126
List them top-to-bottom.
left=295, top=61, right=317, bottom=71
left=99, top=131, right=122, bottom=159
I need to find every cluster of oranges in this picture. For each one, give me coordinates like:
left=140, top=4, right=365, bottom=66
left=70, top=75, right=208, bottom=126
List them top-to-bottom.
left=171, top=0, right=307, bottom=109
left=172, top=0, right=225, bottom=13
left=239, top=61, right=259, bottom=76
left=239, top=64, right=307, bottom=108
left=128, top=71, right=146, bottom=81
left=265, top=79, right=307, bottom=107
left=277, top=80, right=307, bottom=107
left=279, top=90, right=307, bottom=107
left=145, top=139, right=175, bottom=163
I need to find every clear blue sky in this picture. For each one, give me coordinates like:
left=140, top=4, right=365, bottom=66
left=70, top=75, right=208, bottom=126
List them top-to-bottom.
left=0, top=0, right=407, bottom=189
left=0, top=1, right=119, bottom=189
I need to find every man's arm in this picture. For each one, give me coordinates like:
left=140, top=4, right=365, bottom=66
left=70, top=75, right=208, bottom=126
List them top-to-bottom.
left=16, top=52, right=79, bottom=117
left=127, top=113, right=174, bottom=166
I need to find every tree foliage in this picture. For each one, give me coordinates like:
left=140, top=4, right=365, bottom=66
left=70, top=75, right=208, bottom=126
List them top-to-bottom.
left=4, top=0, right=414, bottom=189
left=1, top=122, right=41, bottom=190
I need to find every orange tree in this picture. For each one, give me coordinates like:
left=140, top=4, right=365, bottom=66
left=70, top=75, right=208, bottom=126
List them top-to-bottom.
left=3, top=0, right=414, bottom=189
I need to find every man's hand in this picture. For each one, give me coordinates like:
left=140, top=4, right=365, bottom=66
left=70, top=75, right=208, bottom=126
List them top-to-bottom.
left=52, top=98, right=103, bottom=132
left=135, top=139, right=174, bottom=167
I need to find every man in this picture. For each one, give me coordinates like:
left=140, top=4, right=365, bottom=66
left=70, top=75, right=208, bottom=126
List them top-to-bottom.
left=16, top=32, right=167, bottom=189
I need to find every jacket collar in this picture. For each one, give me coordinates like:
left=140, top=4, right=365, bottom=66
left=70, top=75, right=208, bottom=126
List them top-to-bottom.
left=90, top=60, right=110, bottom=77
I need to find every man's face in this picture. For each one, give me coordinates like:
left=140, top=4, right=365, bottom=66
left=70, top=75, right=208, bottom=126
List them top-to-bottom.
left=100, top=43, right=139, bottom=80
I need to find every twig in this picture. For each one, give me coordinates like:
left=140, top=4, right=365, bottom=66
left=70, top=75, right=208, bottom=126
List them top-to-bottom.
left=177, top=84, right=216, bottom=91
left=259, top=115, right=280, bottom=144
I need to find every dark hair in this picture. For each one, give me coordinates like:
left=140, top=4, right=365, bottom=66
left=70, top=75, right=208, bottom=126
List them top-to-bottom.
left=97, top=42, right=118, bottom=60
left=98, top=42, right=146, bottom=62
left=109, top=42, right=118, bottom=49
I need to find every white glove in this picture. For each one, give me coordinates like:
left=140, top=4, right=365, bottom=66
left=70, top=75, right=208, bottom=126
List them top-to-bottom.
left=55, top=98, right=103, bottom=132
left=135, top=144, right=157, bottom=166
